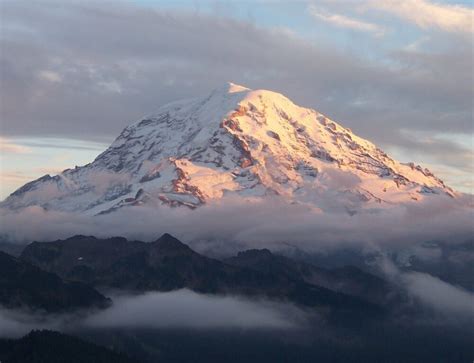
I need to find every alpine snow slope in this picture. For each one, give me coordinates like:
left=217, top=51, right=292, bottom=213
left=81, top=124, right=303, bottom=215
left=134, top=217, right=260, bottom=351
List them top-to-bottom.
left=1, top=83, right=456, bottom=215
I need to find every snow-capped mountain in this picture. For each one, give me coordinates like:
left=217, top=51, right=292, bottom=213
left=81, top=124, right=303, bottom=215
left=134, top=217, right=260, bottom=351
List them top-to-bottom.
left=1, top=83, right=455, bottom=215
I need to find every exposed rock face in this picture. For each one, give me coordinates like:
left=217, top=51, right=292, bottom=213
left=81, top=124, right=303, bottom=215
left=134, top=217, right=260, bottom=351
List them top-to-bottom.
left=1, top=83, right=455, bottom=215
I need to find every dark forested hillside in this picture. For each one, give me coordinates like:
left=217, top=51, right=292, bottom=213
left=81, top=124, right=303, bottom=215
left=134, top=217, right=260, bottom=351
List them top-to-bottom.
left=20, top=234, right=382, bottom=315
left=0, top=251, right=109, bottom=312
left=0, top=330, right=139, bottom=363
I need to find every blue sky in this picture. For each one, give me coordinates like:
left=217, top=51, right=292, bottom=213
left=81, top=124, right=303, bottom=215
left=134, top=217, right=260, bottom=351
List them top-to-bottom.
left=0, top=0, right=472, bottom=198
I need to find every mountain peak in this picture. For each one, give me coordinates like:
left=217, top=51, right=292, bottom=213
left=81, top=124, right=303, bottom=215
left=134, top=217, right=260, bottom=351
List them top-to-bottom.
left=223, top=82, right=251, bottom=94
left=1, top=84, right=455, bottom=214
left=152, top=233, right=192, bottom=253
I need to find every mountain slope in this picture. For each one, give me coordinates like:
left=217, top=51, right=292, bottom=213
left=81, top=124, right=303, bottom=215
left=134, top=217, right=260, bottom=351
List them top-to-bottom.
left=1, top=83, right=455, bottom=214
left=225, top=249, right=397, bottom=305
left=0, top=251, right=109, bottom=313
left=0, top=330, right=138, bottom=363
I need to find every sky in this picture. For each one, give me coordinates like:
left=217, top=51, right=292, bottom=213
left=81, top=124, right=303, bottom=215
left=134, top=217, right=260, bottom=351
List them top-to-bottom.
left=0, top=0, right=472, bottom=199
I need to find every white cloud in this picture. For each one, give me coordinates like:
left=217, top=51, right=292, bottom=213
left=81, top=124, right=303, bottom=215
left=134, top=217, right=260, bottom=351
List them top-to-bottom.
left=369, top=0, right=474, bottom=34
left=308, top=5, right=385, bottom=36
left=38, top=70, right=62, bottom=83
left=97, top=80, right=123, bottom=94
left=1, top=195, right=472, bottom=260
left=380, top=257, right=474, bottom=318
left=403, top=271, right=474, bottom=316
left=0, top=290, right=303, bottom=338
left=84, top=290, right=303, bottom=329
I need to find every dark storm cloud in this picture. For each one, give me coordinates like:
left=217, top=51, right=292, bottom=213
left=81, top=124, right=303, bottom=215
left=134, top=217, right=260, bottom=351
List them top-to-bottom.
left=0, top=0, right=472, bottom=169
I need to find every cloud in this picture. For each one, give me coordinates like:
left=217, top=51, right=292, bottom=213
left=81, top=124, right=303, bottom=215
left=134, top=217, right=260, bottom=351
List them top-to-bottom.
left=368, top=0, right=474, bottom=34
left=0, top=1, right=472, bottom=192
left=0, top=1, right=470, bottom=138
left=308, top=6, right=385, bottom=36
left=38, top=70, right=62, bottom=83
left=383, top=130, right=473, bottom=180
left=0, top=137, right=31, bottom=154
left=0, top=137, right=110, bottom=199
left=17, top=138, right=108, bottom=152
left=318, top=168, right=362, bottom=190
left=0, top=172, right=34, bottom=183
left=0, top=195, right=472, bottom=261
left=379, top=257, right=474, bottom=318
left=402, top=271, right=474, bottom=316
left=0, top=290, right=303, bottom=338
left=84, top=290, right=303, bottom=330
left=0, top=308, right=61, bottom=338
left=0, top=310, right=35, bottom=338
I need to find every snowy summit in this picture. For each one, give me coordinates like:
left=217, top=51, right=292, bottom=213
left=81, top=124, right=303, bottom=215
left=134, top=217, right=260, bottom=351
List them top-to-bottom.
left=1, top=83, right=455, bottom=215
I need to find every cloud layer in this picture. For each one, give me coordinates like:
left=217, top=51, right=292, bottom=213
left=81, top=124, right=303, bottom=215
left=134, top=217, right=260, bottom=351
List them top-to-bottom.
left=1, top=0, right=472, bottom=192
left=369, top=0, right=474, bottom=34
left=1, top=195, right=472, bottom=259
left=379, top=257, right=474, bottom=319
left=402, top=271, right=474, bottom=316
left=1, top=273, right=472, bottom=339
left=0, top=290, right=303, bottom=338
left=84, top=290, right=302, bottom=330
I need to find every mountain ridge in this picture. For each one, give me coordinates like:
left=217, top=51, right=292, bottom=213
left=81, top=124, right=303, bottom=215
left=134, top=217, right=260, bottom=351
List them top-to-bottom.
left=20, top=234, right=386, bottom=314
left=0, top=250, right=110, bottom=313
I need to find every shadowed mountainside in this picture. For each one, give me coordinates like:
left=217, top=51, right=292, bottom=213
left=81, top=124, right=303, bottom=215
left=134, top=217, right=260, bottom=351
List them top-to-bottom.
left=20, top=234, right=384, bottom=315
left=225, top=248, right=398, bottom=305
left=0, top=251, right=109, bottom=313
left=0, top=330, right=138, bottom=363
